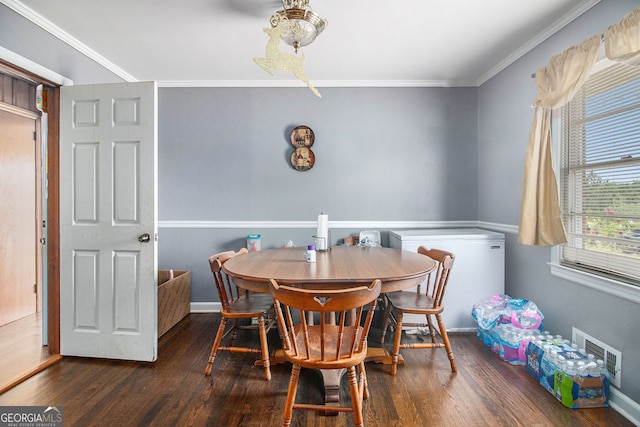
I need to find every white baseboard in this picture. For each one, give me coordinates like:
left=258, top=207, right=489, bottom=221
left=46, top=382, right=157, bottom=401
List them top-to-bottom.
left=190, top=302, right=220, bottom=313
left=610, top=387, right=640, bottom=426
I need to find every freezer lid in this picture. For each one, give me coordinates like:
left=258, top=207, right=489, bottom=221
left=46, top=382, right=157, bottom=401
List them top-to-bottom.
left=389, top=228, right=505, bottom=241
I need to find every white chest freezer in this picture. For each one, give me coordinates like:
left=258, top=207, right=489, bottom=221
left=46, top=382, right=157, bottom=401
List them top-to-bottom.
left=389, top=228, right=505, bottom=332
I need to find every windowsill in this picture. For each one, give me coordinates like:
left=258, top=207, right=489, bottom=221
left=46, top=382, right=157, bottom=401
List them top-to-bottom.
left=548, top=262, right=640, bottom=305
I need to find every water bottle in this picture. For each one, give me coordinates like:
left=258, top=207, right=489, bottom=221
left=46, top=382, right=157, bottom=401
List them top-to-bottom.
left=304, top=245, right=316, bottom=263
left=488, top=326, right=502, bottom=354
left=482, top=327, right=493, bottom=347
left=498, top=327, right=510, bottom=359
left=498, top=331, right=507, bottom=360
left=506, top=332, right=522, bottom=364
left=518, top=335, right=532, bottom=364
left=554, top=335, right=563, bottom=346
left=540, top=344, right=556, bottom=378
left=556, top=355, right=567, bottom=371
left=565, top=361, right=576, bottom=377
left=583, top=361, right=597, bottom=377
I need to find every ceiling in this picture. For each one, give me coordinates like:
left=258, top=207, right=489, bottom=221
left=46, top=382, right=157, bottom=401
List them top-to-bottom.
left=5, top=0, right=600, bottom=87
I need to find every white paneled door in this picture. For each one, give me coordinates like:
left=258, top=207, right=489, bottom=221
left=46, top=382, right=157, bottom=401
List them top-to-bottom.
left=60, top=82, right=158, bottom=361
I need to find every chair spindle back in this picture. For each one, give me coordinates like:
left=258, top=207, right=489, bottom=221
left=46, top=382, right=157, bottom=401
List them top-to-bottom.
left=417, top=246, right=455, bottom=309
left=209, top=248, right=249, bottom=311
left=269, top=279, right=381, bottom=363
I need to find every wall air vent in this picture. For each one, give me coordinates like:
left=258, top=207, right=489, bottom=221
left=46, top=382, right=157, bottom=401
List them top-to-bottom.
left=572, top=327, right=622, bottom=388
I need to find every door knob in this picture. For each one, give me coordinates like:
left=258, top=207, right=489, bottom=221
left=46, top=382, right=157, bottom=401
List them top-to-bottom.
left=138, top=233, right=151, bottom=243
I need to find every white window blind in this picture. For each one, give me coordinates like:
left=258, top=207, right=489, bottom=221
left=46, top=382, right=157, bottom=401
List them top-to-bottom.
left=560, top=61, right=640, bottom=285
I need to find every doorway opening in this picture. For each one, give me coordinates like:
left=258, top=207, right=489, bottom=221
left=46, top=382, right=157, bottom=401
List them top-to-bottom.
left=0, top=63, right=61, bottom=392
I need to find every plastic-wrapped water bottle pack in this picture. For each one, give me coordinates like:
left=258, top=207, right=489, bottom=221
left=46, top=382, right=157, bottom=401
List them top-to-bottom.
left=472, top=294, right=544, bottom=365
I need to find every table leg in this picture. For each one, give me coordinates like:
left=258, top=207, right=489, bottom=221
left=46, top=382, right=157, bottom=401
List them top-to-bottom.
left=366, top=347, right=404, bottom=365
left=254, top=348, right=286, bottom=367
left=255, top=358, right=344, bottom=416
left=319, top=368, right=344, bottom=416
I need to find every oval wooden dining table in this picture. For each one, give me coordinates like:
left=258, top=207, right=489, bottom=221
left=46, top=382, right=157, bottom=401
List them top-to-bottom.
left=223, top=245, right=436, bottom=410
left=223, top=245, right=435, bottom=292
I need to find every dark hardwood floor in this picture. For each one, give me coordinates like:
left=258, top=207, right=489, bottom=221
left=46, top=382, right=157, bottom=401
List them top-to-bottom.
left=0, top=312, right=633, bottom=426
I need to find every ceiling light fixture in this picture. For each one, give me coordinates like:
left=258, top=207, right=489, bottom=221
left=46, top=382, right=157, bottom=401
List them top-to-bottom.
left=270, top=0, right=327, bottom=54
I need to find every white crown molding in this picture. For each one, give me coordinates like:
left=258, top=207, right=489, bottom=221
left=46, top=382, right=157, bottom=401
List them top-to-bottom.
left=0, top=0, right=137, bottom=82
left=477, top=0, right=601, bottom=85
left=0, top=45, right=73, bottom=86
left=156, top=79, right=478, bottom=88
left=318, top=80, right=478, bottom=88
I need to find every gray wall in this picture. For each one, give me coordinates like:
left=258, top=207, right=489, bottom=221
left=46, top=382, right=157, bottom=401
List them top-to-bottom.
left=478, top=0, right=640, bottom=406
left=158, top=86, right=478, bottom=301
left=158, top=87, right=477, bottom=221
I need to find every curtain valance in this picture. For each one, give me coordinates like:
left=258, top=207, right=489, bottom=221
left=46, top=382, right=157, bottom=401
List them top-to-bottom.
left=518, top=6, right=640, bottom=246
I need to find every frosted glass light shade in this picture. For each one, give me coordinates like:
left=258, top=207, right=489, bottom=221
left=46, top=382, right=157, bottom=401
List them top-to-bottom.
left=270, top=7, right=327, bottom=53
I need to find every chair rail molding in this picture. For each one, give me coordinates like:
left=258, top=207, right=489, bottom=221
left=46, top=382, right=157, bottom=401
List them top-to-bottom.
left=158, top=220, right=509, bottom=231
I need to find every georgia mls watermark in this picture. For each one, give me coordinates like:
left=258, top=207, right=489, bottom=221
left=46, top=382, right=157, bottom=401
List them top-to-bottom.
left=0, top=406, right=63, bottom=427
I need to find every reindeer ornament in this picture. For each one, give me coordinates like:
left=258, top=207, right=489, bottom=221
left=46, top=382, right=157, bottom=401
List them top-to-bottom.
left=254, top=22, right=321, bottom=98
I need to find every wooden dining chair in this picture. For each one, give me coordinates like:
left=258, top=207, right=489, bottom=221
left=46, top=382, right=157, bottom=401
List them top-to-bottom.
left=380, top=246, right=456, bottom=374
left=205, top=248, right=274, bottom=380
left=269, top=278, right=381, bottom=427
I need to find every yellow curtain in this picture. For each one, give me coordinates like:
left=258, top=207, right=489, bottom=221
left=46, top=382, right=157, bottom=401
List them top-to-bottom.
left=604, top=6, right=640, bottom=63
left=518, top=35, right=601, bottom=246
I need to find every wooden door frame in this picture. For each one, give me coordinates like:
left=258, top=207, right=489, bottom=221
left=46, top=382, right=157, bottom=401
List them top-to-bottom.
left=0, top=60, right=60, bottom=354
left=46, top=87, right=60, bottom=354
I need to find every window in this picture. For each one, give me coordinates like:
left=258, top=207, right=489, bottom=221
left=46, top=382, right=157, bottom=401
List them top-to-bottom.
left=559, top=61, right=640, bottom=286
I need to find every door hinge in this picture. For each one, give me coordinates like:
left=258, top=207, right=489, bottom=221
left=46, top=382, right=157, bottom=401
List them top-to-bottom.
left=33, top=131, right=37, bottom=141
left=34, top=283, right=37, bottom=293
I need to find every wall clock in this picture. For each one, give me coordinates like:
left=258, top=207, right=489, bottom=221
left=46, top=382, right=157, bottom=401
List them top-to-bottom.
left=290, top=125, right=316, bottom=171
